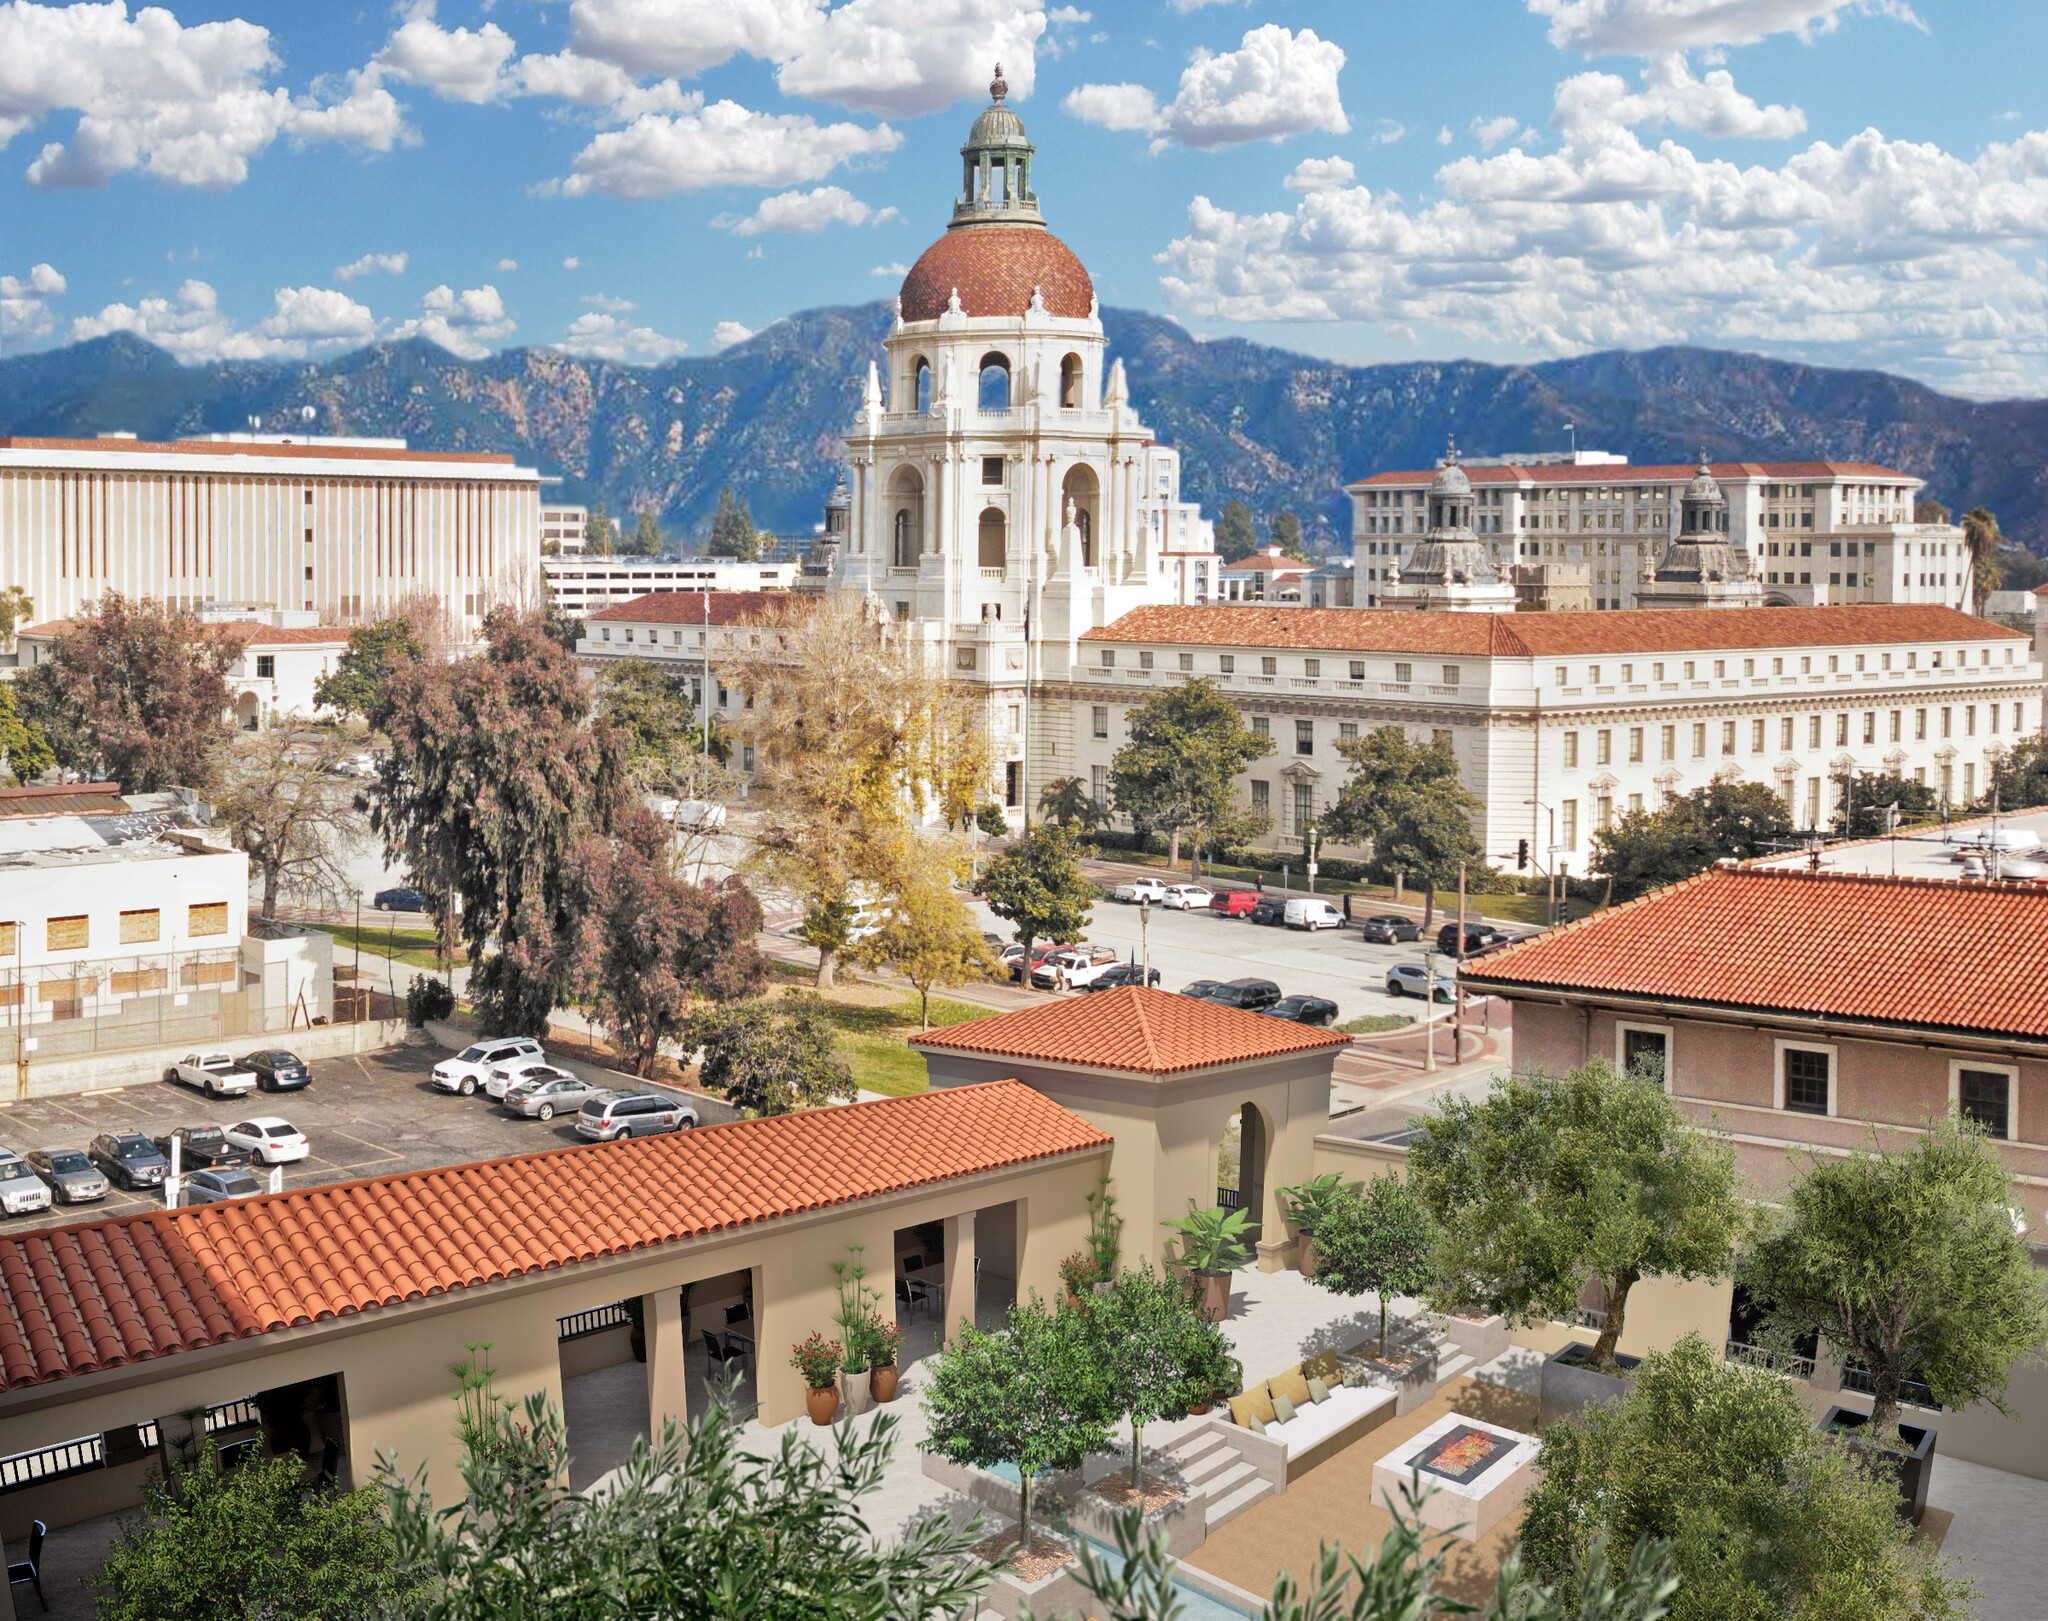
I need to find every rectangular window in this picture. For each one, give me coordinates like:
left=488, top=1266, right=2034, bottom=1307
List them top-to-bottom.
left=981, top=456, right=1003, bottom=485
left=1099, top=648, right=1116, bottom=668
left=1139, top=650, right=1154, bottom=670
left=1179, top=652, right=1193, bottom=672
left=255, top=654, right=275, bottom=679
left=1218, top=655, right=1234, bottom=674
left=1261, top=656, right=1277, bottom=676
left=1303, top=659, right=1321, bottom=678
left=1350, top=661, right=1365, bottom=680
left=1683, top=661, right=1695, bottom=680
left=1394, top=662, right=1413, bottom=685
left=1441, top=665, right=1461, bottom=687
left=1555, top=666, right=1568, bottom=686
left=1965, top=704, right=1976, bottom=737
left=1091, top=705, right=1108, bottom=739
left=1941, top=706, right=1952, bottom=739
left=1915, top=709, right=1927, bottom=741
left=1889, top=711, right=1901, bottom=743
left=1836, top=713, right=1848, bottom=746
left=1807, top=715, right=1820, bottom=750
left=1251, top=716, right=1270, bottom=739
left=1781, top=717, right=1795, bottom=750
left=1295, top=720, right=1314, bottom=756
left=1751, top=720, right=1765, bottom=754
left=1339, top=722, right=1358, bottom=745
left=1692, top=723, right=1707, bottom=759
left=1660, top=725, right=1675, bottom=761
left=1628, top=727, right=1643, bottom=764
left=1596, top=730, right=1612, bottom=766
left=1563, top=732, right=1579, bottom=769
left=1004, top=760, right=1021, bottom=807
left=1091, top=764, right=1106, bottom=805
left=1807, top=777, right=1821, bottom=827
left=1250, top=780, right=1269, bottom=812
left=1597, top=796, right=1613, bottom=831
left=1562, top=799, right=1578, bottom=850
left=187, top=902, right=229, bottom=938
left=118, top=909, right=160, bottom=945
left=46, top=915, right=87, bottom=951
left=0, top=922, right=14, bottom=956
left=1619, top=1026, right=1668, bottom=1086
left=1781, top=1046, right=1831, bottom=1116
left=1957, top=1068, right=2010, bottom=1141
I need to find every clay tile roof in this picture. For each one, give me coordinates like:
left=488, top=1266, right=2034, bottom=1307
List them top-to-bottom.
left=899, top=225, right=1094, bottom=322
left=587, top=590, right=786, bottom=626
left=1080, top=603, right=2018, bottom=658
left=1459, top=865, right=2048, bottom=1039
left=911, top=985, right=1352, bottom=1076
left=0, top=1081, right=1107, bottom=1392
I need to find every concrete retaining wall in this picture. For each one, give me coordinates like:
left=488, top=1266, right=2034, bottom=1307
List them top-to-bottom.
left=4, top=1016, right=407, bottom=1100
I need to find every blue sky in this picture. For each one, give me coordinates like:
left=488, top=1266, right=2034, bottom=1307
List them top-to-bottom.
left=5, top=1, right=2048, bottom=395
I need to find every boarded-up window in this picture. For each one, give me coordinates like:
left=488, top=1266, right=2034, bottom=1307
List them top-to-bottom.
left=187, top=903, right=229, bottom=938
left=119, top=909, right=161, bottom=944
left=46, top=916, right=87, bottom=951
left=0, top=923, right=17, bottom=956
left=179, top=961, right=236, bottom=987
left=109, top=968, right=169, bottom=995
left=41, top=976, right=92, bottom=1002
left=0, top=985, right=24, bottom=1008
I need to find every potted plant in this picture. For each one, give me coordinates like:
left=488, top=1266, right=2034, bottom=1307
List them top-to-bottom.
left=1278, top=1172, right=1347, bottom=1279
left=1085, top=1175, right=1123, bottom=1291
left=1162, top=1199, right=1254, bottom=1322
left=831, top=1243, right=886, bottom=1415
left=1058, top=1249, right=1103, bottom=1313
left=621, top=1295, right=646, bottom=1363
left=867, top=1313, right=905, bottom=1404
left=790, top=1333, right=843, bottom=1426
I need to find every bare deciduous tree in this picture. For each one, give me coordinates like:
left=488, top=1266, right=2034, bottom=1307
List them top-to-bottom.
left=215, top=728, right=368, bottom=919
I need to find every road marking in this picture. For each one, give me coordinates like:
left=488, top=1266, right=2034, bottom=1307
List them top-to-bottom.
left=78, top=1088, right=125, bottom=1097
left=321, top=1130, right=403, bottom=1167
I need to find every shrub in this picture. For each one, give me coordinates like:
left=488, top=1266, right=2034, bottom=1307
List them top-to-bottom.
left=405, top=973, right=454, bottom=1026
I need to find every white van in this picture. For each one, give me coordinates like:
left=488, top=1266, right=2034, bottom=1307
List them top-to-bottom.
left=1284, top=898, right=1344, bottom=931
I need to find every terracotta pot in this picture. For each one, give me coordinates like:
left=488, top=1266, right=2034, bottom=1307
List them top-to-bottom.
left=1297, top=1232, right=1319, bottom=1279
left=1196, top=1270, right=1231, bottom=1322
left=629, top=1324, right=646, bottom=1363
left=871, top=1363, right=899, bottom=1404
left=805, top=1386, right=840, bottom=1427
left=1188, top=1398, right=1212, bottom=1416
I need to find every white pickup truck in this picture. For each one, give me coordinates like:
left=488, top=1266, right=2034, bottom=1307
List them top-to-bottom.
left=1112, top=878, right=1170, bottom=904
left=1030, top=946, right=1123, bottom=990
left=164, top=1051, right=257, bottom=1099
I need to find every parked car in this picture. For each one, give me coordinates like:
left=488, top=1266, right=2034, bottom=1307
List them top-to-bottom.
left=1113, top=877, right=1171, bottom=904
left=1161, top=884, right=1214, bottom=911
left=373, top=886, right=429, bottom=912
left=1208, top=889, right=1260, bottom=917
left=1248, top=898, right=1287, bottom=926
left=1284, top=898, right=1345, bottom=931
left=1358, top=913, right=1422, bottom=944
left=1435, top=924, right=1516, bottom=958
left=1007, top=943, right=1073, bottom=982
left=1031, top=946, right=1121, bottom=990
left=1086, top=962, right=1163, bottom=991
left=1386, top=963, right=1455, bottom=1002
left=1192, top=978, right=1283, bottom=1012
left=1178, top=979, right=1226, bottom=1000
left=1263, top=994, right=1341, bottom=1027
left=432, top=1036, right=545, bottom=1096
left=240, top=1049, right=311, bottom=1092
left=164, top=1051, right=257, bottom=1098
left=486, top=1056, right=571, bottom=1102
left=502, top=1071, right=606, bottom=1121
left=576, top=1092, right=700, bottom=1142
left=222, top=1118, right=310, bottom=1165
left=150, top=1125, right=254, bottom=1171
left=89, top=1132, right=171, bottom=1190
left=26, top=1148, right=107, bottom=1204
left=0, top=1151, right=53, bottom=1216
left=180, top=1167, right=265, bottom=1206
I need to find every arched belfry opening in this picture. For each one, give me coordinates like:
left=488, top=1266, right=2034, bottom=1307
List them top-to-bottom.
left=978, top=352, right=1011, bottom=411
left=1059, top=353, right=1084, bottom=409
left=912, top=356, right=932, bottom=413
left=1061, top=463, right=1099, bottom=568
left=889, top=465, right=924, bottom=567
left=977, top=506, right=1007, bottom=570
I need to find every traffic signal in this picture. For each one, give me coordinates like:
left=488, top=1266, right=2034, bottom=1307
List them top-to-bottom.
left=1516, top=838, right=1529, bottom=870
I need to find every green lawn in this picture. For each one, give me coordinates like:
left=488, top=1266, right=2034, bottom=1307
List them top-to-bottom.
left=322, top=922, right=447, bottom=971
left=821, top=995, right=997, bottom=1096
left=1337, top=1013, right=1414, bottom=1035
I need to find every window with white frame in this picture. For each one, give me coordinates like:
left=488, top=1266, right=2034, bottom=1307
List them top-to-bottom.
left=1617, top=1023, right=1671, bottom=1088
left=1776, top=1041, right=1834, bottom=1116
left=1951, top=1061, right=2013, bottom=1141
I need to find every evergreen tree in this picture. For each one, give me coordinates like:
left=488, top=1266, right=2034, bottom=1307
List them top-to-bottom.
left=709, top=486, right=762, bottom=560
left=1215, top=500, right=1260, bottom=564
left=584, top=502, right=617, bottom=556
left=632, top=509, right=664, bottom=557
left=1270, top=509, right=1306, bottom=559
left=313, top=616, right=426, bottom=720
left=1109, top=678, right=1273, bottom=872
left=0, top=683, right=53, bottom=786
left=1323, top=725, right=1482, bottom=926
left=1590, top=781, right=1794, bottom=901
left=975, top=824, right=1095, bottom=992
left=690, top=993, right=854, bottom=1115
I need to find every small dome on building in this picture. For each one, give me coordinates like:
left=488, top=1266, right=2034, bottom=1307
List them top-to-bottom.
left=1684, top=453, right=1723, bottom=505
left=1430, top=459, right=1472, bottom=500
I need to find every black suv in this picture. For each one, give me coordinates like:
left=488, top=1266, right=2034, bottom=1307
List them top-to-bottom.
left=1248, top=898, right=1287, bottom=927
left=1435, top=924, right=1516, bottom=958
left=1196, top=978, right=1283, bottom=1012
left=89, top=1132, right=171, bottom=1190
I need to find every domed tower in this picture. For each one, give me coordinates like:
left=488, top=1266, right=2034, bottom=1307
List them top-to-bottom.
left=835, top=68, right=1214, bottom=822
left=1381, top=441, right=1515, bottom=613
left=1637, top=453, right=1762, bottom=612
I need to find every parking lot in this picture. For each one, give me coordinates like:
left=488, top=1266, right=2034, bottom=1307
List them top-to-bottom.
left=0, top=1042, right=707, bottom=1237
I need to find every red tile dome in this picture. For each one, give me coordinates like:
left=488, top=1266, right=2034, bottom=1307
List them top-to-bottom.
left=899, top=225, right=1094, bottom=322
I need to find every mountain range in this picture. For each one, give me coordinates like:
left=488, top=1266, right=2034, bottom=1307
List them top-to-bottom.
left=4, top=303, right=2046, bottom=551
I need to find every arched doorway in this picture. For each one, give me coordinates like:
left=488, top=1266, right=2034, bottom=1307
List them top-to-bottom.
left=978, top=352, right=1011, bottom=410
left=1060, top=464, right=1099, bottom=568
left=889, top=466, right=923, bottom=567
left=977, top=507, right=1006, bottom=570
left=236, top=692, right=262, bottom=731
left=1215, top=1101, right=1268, bottom=1247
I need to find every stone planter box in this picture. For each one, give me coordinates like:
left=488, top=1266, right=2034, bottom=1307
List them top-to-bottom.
left=1435, top=1311, right=1509, bottom=1367
left=1537, top=1341, right=1640, bottom=1430
left=1345, top=1342, right=1443, bottom=1417
left=1821, top=1406, right=1937, bottom=1526
left=1072, top=1464, right=1205, bottom=1559
left=967, top=1529, right=1088, bottom=1621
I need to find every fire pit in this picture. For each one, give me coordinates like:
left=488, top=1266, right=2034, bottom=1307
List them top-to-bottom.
left=1371, top=1414, right=1539, bottom=1543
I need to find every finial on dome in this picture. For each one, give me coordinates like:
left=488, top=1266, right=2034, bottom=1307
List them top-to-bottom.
left=991, top=64, right=1008, bottom=103
left=1028, top=283, right=1045, bottom=313
left=946, top=286, right=962, bottom=315
left=1445, top=433, right=1458, bottom=465
left=1698, top=445, right=1709, bottom=470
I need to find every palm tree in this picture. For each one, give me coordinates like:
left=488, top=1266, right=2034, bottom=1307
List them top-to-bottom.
left=1961, top=507, right=2003, bottom=611
left=1037, top=775, right=1106, bottom=831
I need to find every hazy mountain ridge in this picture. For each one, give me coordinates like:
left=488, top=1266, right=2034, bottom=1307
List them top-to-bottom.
left=4, top=306, right=2045, bottom=548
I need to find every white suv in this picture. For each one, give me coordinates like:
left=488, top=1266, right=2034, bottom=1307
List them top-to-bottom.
left=432, top=1037, right=545, bottom=1096
left=0, top=1151, right=52, bottom=1217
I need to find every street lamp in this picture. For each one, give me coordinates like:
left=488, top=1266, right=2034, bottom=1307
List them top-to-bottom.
left=1524, top=798, right=1558, bottom=926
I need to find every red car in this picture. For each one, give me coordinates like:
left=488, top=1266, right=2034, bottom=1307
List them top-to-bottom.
left=1208, top=889, right=1260, bottom=917
left=1004, top=942, right=1073, bottom=981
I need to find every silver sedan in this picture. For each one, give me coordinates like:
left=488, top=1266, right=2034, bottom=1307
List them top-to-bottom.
left=502, top=1070, right=606, bottom=1121
left=27, top=1148, right=109, bottom=1205
left=181, top=1167, right=266, bottom=1205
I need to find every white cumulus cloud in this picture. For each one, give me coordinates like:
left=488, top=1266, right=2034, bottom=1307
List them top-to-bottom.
left=1527, top=0, right=1922, bottom=55
left=374, top=6, right=518, bottom=105
left=1065, top=25, right=1347, bottom=152
left=1556, top=55, right=1805, bottom=139
left=557, top=96, right=901, bottom=199
left=1471, top=114, right=1521, bottom=151
left=1284, top=156, right=1354, bottom=192
left=714, top=185, right=897, bottom=235
left=335, top=251, right=408, bottom=282
left=870, top=261, right=911, bottom=276
left=1, top=262, right=66, bottom=340
left=70, top=279, right=373, bottom=361
left=393, top=283, right=515, bottom=359
left=258, top=285, right=377, bottom=348
left=582, top=293, right=637, bottom=311
left=554, top=311, right=689, bottom=362
left=712, top=320, right=756, bottom=349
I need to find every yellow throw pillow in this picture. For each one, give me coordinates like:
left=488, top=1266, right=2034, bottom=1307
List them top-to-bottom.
left=1303, top=1349, right=1343, bottom=1386
left=1270, top=1367, right=1314, bottom=1411
left=1227, top=1391, right=1273, bottom=1429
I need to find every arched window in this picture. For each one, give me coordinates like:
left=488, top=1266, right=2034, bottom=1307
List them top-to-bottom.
left=978, top=352, right=1011, bottom=411
left=1059, top=353, right=1083, bottom=409
left=913, top=356, right=932, bottom=413
left=978, top=507, right=1006, bottom=570
left=893, top=509, right=914, bottom=568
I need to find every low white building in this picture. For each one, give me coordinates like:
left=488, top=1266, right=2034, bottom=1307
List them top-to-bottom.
left=542, top=503, right=590, bottom=555
left=543, top=557, right=798, bottom=620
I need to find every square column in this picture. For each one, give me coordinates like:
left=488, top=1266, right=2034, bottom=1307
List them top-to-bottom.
left=942, top=1209, right=976, bottom=1343
left=644, top=1286, right=687, bottom=1444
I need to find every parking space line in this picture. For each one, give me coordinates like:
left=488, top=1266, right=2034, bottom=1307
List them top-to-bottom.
left=319, top=1131, right=404, bottom=1168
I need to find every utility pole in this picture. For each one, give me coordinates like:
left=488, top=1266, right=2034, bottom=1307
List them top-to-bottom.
left=701, top=589, right=712, bottom=800
left=1455, top=861, right=1468, bottom=1063
left=1140, top=898, right=1151, bottom=978
left=1423, top=956, right=1437, bottom=1073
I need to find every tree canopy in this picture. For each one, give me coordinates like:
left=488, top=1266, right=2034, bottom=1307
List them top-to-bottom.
left=709, top=486, right=762, bottom=560
left=1216, top=499, right=1260, bottom=564
left=584, top=502, right=617, bottom=556
left=632, top=509, right=663, bottom=557
left=1269, top=510, right=1307, bottom=560
left=17, top=590, right=236, bottom=792
left=313, top=616, right=426, bottom=720
left=593, top=655, right=729, bottom=797
left=1109, top=677, right=1273, bottom=872
left=0, top=682, right=53, bottom=786
left=1322, top=725, right=1482, bottom=926
left=216, top=729, right=366, bottom=919
left=1989, top=734, right=2048, bottom=810
left=1832, top=769, right=1942, bottom=835
left=1038, top=773, right=1108, bottom=830
left=1590, top=782, right=1795, bottom=901
left=975, top=823, right=1094, bottom=988
left=848, top=869, right=999, bottom=1029
left=690, top=993, right=853, bottom=1116
left=1408, top=1060, right=1746, bottom=1372
left=1741, top=1111, right=2048, bottom=1442
left=1309, top=1175, right=1440, bottom=1360
left=1088, top=1261, right=1231, bottom=1492
left=1518, top=1333, right=1972, bottom=1621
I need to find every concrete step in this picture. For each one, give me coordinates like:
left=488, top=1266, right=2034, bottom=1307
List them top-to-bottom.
left=1433, top=1351, right=1477, bottom=1388
left=1171, top=1427, right=1232, bottom=1464
left=1175, top=1442, right=1244, bottom=1487
left=1191, top=1458, right=1256, bottom=1502
left=1206, top=1474, right=1276, bottom=1530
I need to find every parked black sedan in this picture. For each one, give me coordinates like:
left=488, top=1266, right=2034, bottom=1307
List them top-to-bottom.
left=374, top=886, right=429, bottom=912
left=1247, top=898, right=1287, bottom=927
left=1358, top=914, right=1422, bottom=944
left=1084, top=962, right=1163, bottom=992
left=1262, top=995, right=1341, bottom=1027
left=241, top=1049, right=312, bottom=1091
left=150, top=1124, right=256, bottom=1172
left=89, top=1132, right=171, bottom=1191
